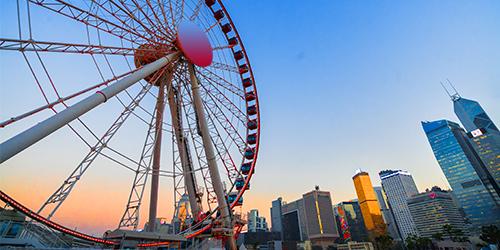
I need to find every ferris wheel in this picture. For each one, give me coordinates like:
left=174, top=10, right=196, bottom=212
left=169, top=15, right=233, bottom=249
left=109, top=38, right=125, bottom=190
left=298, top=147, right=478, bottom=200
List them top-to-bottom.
left=0, top=0, right=260, bottom=248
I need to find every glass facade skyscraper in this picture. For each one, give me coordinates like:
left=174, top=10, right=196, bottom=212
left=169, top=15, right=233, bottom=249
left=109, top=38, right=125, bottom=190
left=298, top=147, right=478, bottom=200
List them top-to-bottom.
left=453, top=97, right=498, bottom=132
left=422, top=120, right=500, bottom=233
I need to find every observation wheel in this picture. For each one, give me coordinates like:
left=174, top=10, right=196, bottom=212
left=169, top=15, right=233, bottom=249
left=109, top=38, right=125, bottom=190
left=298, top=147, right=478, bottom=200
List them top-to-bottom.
left=0, top=0, right=260, bottom=248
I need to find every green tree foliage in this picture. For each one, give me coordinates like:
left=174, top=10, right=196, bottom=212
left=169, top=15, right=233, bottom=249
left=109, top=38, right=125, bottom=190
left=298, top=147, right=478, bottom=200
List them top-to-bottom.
left=442, top=224, right=468, bottom=242
left=480, top=225, right=500, bottom=245
left=375, top=234, right=393, bottom=250
left=405, top=234, right=432, bottom=250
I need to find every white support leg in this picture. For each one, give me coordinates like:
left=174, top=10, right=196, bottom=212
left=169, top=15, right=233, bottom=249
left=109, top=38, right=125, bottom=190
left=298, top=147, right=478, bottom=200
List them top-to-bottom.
left=188, top=63, right=236, bottom=249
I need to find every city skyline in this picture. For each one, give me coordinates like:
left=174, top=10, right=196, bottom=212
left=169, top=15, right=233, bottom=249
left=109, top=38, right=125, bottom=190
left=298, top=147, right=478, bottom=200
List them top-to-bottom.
left=1, top=0, right=500, bottom=237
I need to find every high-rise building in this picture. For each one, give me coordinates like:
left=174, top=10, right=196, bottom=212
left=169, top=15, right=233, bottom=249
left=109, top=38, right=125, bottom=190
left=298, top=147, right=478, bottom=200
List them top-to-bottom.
left=451, top=93, right=500, bottom=197
left=452, top=95, right=498, bottom=133
left=422, top=119, right=500, bottom=233
left=466, top=128, right=500, bottom=190
left=379, top=170, right=419, bottom=240
left=352, top=171, right=387, bottom=238
left=302, top=186, right=339, bottom=247
left=373, top=186, right=399, bottom=240
left=281, top=187, right=340, bottom=248
left=407, top=187, right=467, bottom=238
left=270, top=197, right=283, bottom=235
left=282, top=198, right=307, bottom=242
left=334, top=200, right=369, bottom=242
left=247, top=209, right=269, bottom=232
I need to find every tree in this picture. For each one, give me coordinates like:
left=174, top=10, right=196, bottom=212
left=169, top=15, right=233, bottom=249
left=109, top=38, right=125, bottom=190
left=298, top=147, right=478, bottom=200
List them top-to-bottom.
left=442, top=224, right=468, bottom=242
left=480, top=225, right=500, bottom=245
left=431, top=232, right=443, bottom=241
left=375, top=234, right=394, bottom=250
left=406, top=234, right=433, bottom=250
left=406, top=234, right=418, bottom=250
left=415, top=237, right=432, bottom=250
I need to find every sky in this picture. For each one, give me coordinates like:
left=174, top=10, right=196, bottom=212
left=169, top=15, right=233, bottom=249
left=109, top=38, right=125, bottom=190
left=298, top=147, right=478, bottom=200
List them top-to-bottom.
left=1, top=0, right=500, bottom=236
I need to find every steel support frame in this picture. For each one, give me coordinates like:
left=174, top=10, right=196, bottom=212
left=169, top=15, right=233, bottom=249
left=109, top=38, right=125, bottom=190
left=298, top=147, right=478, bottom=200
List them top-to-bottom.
left=167, top=69, right=203, bottom=218
left=38, top=83, right=153, bottom=219
left=118, top=103, right=159, bottom=229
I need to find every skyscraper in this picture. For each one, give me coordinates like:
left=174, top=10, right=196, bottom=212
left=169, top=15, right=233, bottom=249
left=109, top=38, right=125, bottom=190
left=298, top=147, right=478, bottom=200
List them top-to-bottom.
left=451, top=92, right=500, bottom=196
left=452, top=94, right=498, bottom=132
left=422, top=120, right=500, bottom=233
left=466, top=128, right=500, bottom=190
left=379, top=170, right=419, bottom=240
left=352, top=171, right=387, bottom=238
left=373, top=186, right=399, bottom=240
left=407, top=187, right=467, bottom=238
left=270, top=197, right=283, bottom=235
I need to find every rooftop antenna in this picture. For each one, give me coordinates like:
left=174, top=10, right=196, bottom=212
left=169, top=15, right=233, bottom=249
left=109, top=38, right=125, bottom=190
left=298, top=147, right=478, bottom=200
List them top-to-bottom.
left=446, top=78, right=461, bottom=101
left=440, top=81, right=453, bottom=99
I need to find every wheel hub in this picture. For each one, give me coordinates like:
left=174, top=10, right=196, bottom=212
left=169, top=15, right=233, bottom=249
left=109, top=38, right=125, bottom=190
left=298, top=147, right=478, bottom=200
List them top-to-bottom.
left=176, top=21, right=213, bottom=67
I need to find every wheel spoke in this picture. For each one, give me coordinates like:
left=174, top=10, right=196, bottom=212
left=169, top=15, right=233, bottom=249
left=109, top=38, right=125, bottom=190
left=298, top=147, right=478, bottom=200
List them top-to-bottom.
left=29, top=0, right=152, bottom=45
left=0, top=38, right=138, bottom=56
left=38, top=81, right=153, bottom=219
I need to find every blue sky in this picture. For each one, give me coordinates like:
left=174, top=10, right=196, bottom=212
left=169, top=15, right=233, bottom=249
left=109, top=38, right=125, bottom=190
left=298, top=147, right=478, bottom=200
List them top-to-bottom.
left=1, top=0, right=499, bottom=231
left=223, top=0, right=500, bottom=216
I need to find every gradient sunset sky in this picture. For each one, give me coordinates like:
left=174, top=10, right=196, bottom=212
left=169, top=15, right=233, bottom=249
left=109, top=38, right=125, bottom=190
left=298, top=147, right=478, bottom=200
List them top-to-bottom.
left=1, top=1, right=500, bottom=236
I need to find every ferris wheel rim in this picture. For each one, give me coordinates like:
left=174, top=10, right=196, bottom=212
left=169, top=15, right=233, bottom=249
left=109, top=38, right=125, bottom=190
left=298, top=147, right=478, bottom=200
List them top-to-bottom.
left=0, top=0, right=260, bottom=244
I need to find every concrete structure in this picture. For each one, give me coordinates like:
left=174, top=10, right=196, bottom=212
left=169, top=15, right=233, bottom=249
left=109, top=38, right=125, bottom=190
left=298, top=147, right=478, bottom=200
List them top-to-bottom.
left=422, top=120, right=500, bottom=233
left=379, top=170, right=419, bottom=240
left=352, top=171, right=387, bottom=238
left=373, top=186, right=399, bottom=240
left=280, top=187, right=340, bottom=248
left=407, top=187, right=467, bottom=238
left=282, top=198, right=307, bottom=242
left=247, top=209, right=269, bottom=232
left=337, top=241, right=375, bottom=250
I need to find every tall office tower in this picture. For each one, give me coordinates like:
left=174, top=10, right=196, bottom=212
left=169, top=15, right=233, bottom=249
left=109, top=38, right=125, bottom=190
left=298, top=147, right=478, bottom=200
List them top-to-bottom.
left=450, top=92, right=500, bottom=195
left=451, top=93, right=498, bottom=132
left=422, top=120, right=500, bottom=233
left=467, top=128, right=500, bottom=189
left=379, top=170, right=419, bottom=240
left=352, top=171, right=387, bottom=238
left=302, top=186, right=340, bottom=247
left=373, top=186, right=400, bottom=240
left=407, top=187, right=467, bottom=238
left=270, top=197, right=283, bottom=235
left=334, top=200, right=369, bottom=242
left=247, top=209, right=269, bottom=232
